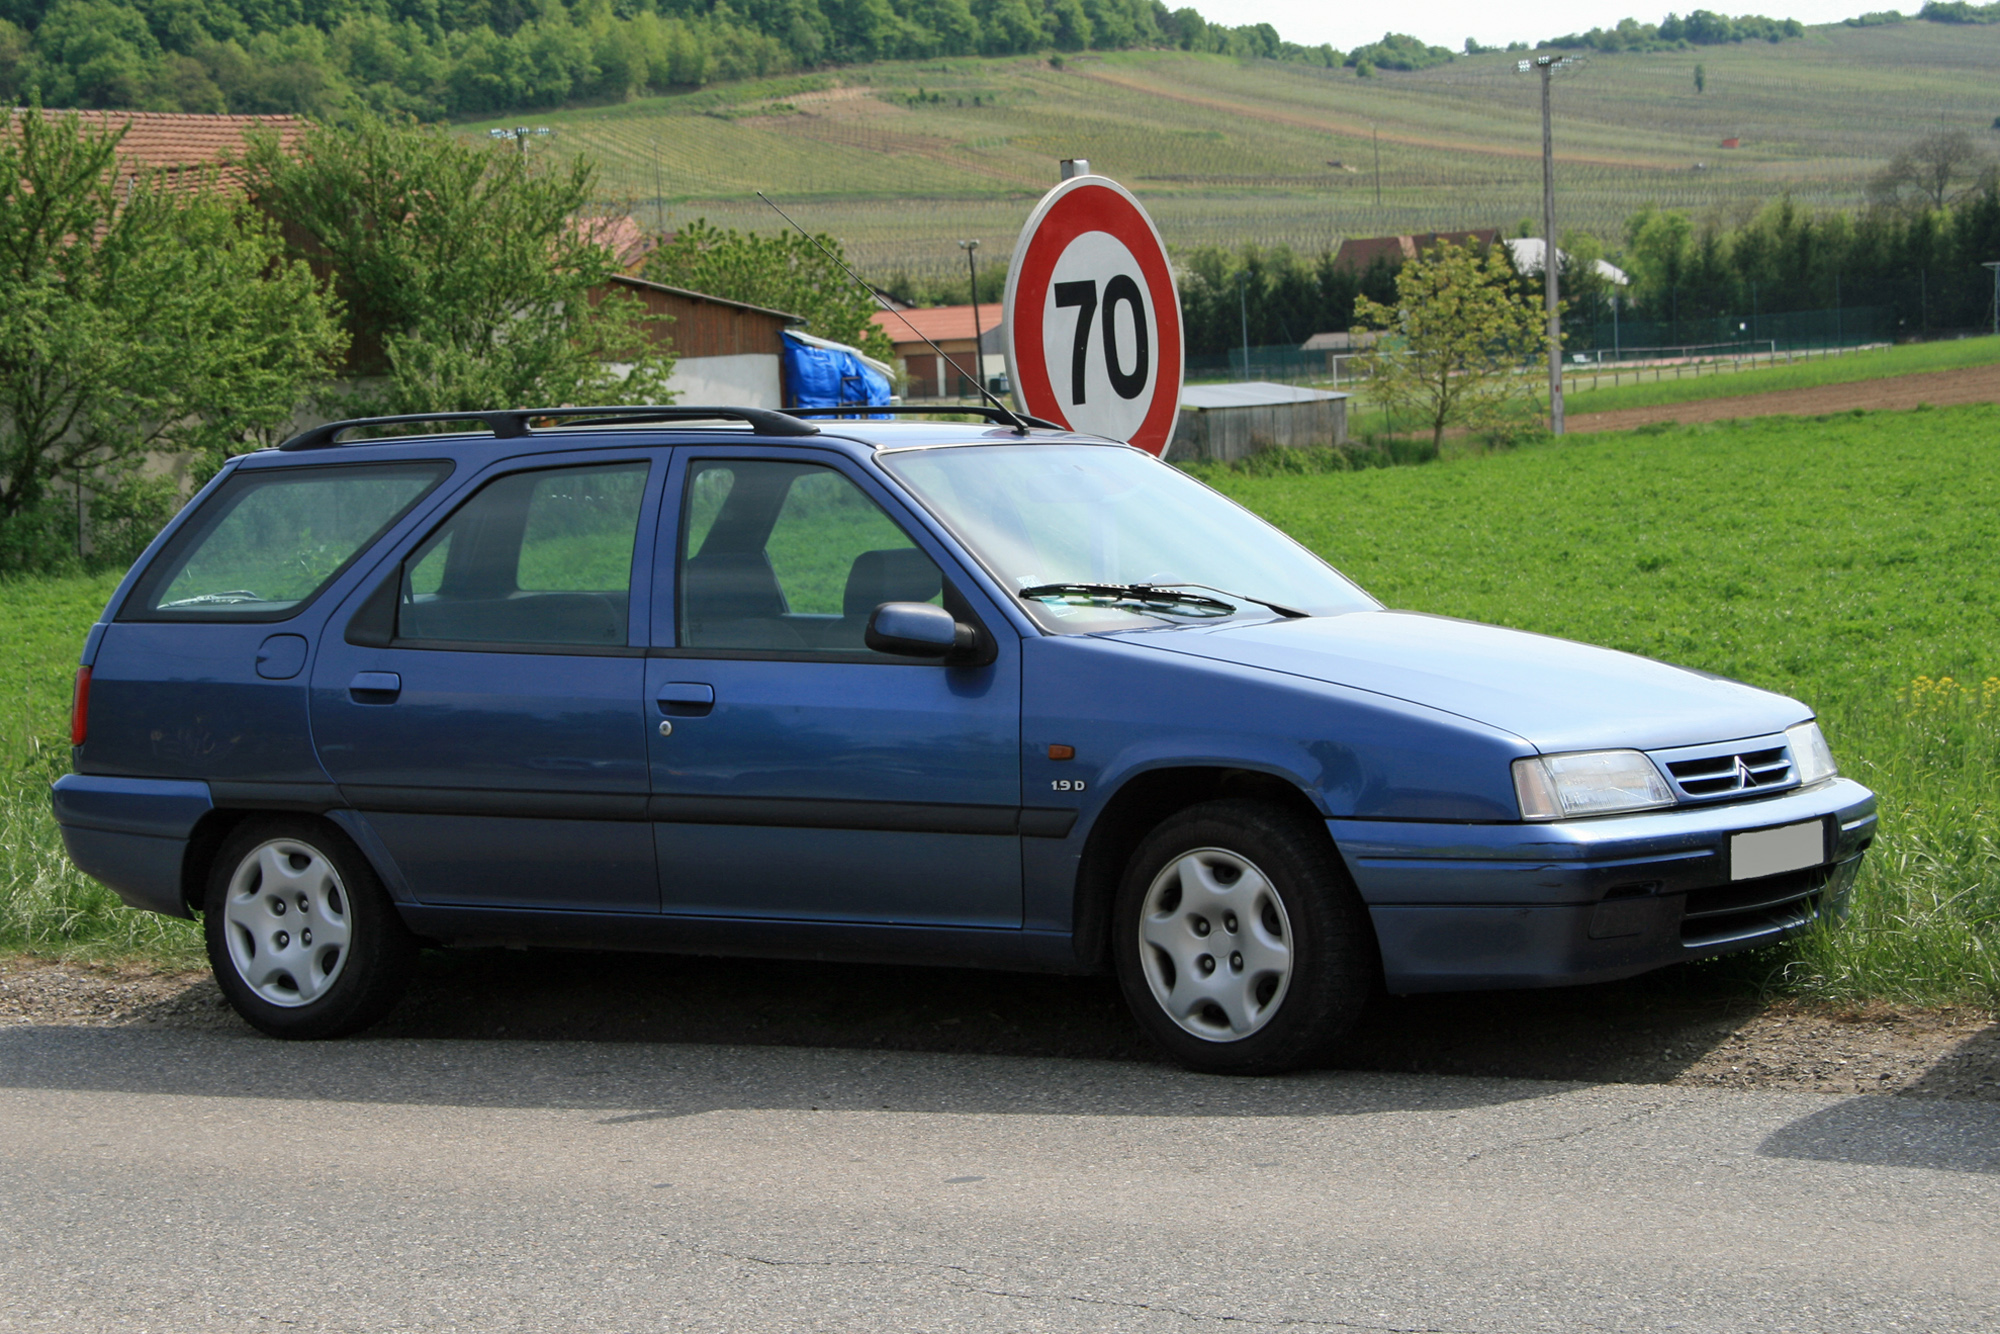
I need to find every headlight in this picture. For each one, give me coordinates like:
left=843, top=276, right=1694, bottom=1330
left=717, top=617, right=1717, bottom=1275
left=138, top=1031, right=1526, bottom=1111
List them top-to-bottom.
left=1785, top=720, right=1838, bottom=785
left=1513, top=750, right=1675, bottom=821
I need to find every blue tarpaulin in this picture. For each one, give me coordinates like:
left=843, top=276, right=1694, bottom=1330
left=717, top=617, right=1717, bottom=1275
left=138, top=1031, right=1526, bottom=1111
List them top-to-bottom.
left=781, top=329, right=893, bottom=417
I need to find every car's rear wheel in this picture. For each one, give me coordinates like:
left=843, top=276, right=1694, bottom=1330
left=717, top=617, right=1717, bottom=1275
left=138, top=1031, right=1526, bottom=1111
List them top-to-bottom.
left=1113, top=799, right=1375, bottom=1075
left=203, top=818, right=418, bottom=1039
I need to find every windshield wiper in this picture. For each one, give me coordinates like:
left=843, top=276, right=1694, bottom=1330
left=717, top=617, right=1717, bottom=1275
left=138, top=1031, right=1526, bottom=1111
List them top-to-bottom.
left=1017, top=582, right=1238, bottom=619
left=1136, top=582, right=1310, bottom=619
left=159, top=590, right=270, bottom=607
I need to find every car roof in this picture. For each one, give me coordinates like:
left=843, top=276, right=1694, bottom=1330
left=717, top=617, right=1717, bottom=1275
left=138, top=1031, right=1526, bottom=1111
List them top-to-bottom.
left=251, top=408, right=1127, bottom=465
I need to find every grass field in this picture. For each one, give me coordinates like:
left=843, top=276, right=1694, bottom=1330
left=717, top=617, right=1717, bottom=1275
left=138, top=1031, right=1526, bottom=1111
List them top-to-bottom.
left=463, top=23, right=2000, bottom=282
left=1560, top=337, right=2000, bottom=416
left=6, top=404, right=2000, bottom=1003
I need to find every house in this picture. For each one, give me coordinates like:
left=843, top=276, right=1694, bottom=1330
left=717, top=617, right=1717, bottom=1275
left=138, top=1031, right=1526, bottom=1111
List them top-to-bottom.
left=8, top=108, right=310, bottom=194
left=1330, top=229, right=1499, bottom=270
left=1502, top=237, right=1631, bottom=287
left=869, top=304, right=1004, bottom=399
left=1173, top=382, right=1348, bottom=462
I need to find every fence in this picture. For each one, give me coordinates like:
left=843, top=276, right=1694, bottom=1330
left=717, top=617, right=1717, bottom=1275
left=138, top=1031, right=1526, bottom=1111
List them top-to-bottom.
left=1571, top=305, right=1896, bottom=355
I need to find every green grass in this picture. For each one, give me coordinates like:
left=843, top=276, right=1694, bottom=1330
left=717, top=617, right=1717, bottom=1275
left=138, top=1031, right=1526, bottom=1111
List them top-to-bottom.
left=472, top=24, right=2000, bottom=282
left=1561, top=336, right=2000, bottom=416
left=1200, top=404, right=2000, bottom=1007
left=0, top=571, right=204, bottom=966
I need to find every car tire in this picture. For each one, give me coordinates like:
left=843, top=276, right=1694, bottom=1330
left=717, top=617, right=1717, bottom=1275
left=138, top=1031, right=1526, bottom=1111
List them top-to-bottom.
left=1112, top=799, right=1376, bottom=1075
left=203, top=818, right=419, bottom=1040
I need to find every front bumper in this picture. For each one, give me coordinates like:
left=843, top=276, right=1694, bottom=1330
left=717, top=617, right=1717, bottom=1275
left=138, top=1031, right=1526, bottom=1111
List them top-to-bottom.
left=1330, top=777, right=1877, bottom=993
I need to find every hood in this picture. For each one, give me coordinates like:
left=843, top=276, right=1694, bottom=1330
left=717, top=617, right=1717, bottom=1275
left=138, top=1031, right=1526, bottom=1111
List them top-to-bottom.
left=1121, top=610, right=1807, bottom=753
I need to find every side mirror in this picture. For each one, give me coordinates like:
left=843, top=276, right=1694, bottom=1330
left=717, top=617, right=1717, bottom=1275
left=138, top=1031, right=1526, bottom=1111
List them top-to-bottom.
left=866, top=602, right=977, bottom=659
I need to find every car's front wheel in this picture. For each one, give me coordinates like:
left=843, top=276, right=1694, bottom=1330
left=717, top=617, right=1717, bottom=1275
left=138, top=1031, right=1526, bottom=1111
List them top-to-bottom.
left=1113, top=799, right=1375, bottom=1075
left=203, top=818, right=418, bottom=1039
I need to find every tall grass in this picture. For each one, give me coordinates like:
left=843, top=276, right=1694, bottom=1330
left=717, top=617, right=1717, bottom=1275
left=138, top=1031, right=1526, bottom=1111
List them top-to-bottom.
left=1, top=570, right=203, bottom=966
left=1783, top=678, right=2000, bottom=1006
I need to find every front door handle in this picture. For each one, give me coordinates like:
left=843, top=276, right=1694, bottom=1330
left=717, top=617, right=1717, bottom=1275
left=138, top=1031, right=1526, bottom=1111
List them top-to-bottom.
left=348, top=671, right=401, bottom=704
left=656, top=682, right=715, bottom=717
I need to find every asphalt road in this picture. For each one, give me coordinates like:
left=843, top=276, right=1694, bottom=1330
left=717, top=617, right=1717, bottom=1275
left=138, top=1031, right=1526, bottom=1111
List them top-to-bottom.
left=3, top=1023, right=1997, bottom=1333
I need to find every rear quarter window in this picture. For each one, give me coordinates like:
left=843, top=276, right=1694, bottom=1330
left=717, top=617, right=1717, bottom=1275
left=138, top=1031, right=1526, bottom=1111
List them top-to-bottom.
left=122, top=461, right=450, bottom=622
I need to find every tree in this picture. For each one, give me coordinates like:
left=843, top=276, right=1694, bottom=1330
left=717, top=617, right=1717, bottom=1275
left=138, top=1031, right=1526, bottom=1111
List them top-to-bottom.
left=1693, top=62, right=1705, bottom=93
left=0, top=106, right=345, bottom=531
left=245, top=117, right=672, bottom=418
left=1868, top=129, right=1993, bottom=214
left=645, top=219, right=894, bottom=361
left=1351, top=240, right=1547, bottom=450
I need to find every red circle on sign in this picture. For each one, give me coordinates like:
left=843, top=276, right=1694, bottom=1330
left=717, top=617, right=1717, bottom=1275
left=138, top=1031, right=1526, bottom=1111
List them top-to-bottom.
left=1006, top=178, right=1183, bottom=457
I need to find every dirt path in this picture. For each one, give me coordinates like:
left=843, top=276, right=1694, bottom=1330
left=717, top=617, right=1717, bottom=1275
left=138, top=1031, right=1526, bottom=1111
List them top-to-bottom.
left=1570, top=361, right=2000, bottom=432
left=6, top=954, right=1994, bottom=1099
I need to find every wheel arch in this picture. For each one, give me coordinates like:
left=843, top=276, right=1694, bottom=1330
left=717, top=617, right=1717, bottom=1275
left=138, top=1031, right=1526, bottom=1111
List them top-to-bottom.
left=1069, top=765, right=1330, bottom=972
left=179, top=808, right=381, bottom=915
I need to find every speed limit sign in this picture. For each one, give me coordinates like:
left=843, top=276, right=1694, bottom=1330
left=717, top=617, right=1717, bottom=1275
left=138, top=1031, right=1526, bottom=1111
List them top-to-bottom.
left=1004, top=175, right=1184, bottom=456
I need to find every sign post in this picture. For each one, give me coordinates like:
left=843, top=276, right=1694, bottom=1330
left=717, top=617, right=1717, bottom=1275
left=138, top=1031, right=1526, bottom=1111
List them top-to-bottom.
left=1003, top=175, right=1184, bottom=457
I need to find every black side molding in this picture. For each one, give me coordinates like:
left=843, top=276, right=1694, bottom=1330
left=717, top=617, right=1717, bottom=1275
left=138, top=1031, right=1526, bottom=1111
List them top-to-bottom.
left=208, top=781, right=345, bottom=812
left=331, top=786, right=1080, bottom=837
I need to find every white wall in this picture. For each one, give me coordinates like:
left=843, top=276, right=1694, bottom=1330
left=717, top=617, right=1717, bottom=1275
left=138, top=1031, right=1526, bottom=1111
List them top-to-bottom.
left=664, top=353, right=783, bottom=408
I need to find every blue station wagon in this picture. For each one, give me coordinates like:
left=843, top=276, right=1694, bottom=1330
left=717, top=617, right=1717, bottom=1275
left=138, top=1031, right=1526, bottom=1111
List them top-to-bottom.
left=52, top=405, right=1877, bottom=1073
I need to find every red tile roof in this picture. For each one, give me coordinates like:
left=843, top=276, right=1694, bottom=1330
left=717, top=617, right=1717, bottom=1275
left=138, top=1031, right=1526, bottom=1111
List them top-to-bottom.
left=6, top=109, right=308, bottom=193
left=572, top=214, right=658, bottom=274
left=1331, top=229, right=1499, bottom=270
left=870, top=303, right=1002, bottom=346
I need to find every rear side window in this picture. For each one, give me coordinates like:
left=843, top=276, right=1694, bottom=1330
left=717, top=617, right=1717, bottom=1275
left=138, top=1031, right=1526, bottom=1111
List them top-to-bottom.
left=399, top=461, right=649, bottom=648
left=124, top=462, right=449, bottom=622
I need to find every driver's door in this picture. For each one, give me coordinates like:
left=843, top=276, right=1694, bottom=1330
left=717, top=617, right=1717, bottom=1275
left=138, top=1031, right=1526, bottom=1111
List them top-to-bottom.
left=646, top=451, right=1023, bottom=927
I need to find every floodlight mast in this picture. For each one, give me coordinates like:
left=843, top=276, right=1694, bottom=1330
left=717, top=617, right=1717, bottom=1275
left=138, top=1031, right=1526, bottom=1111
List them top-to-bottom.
left=1519, top=55, right=1572, bottom=434
left=1983, top=261, right=2000, bottom=337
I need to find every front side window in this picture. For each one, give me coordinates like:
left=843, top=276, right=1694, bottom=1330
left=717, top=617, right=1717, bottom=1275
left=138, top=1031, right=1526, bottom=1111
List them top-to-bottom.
left=879, top=444, right=1377, bottom=634
left=679, top=459, right=943, bottom=654
left=125, top=461, right=449, bottom=621
left=398, top=462, right=649, bottom=648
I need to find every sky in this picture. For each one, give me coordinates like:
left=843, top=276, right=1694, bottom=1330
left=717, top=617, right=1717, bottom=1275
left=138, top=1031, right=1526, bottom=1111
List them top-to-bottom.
left=1191, top=2, right=1879, bottom=53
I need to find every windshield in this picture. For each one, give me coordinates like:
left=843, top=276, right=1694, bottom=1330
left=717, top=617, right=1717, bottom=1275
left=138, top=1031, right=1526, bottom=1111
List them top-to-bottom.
left=878, top=444, right=1376, bottom=633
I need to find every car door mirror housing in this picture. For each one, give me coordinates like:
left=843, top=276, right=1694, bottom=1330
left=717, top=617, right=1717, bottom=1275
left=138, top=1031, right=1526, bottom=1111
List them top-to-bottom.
left=866, top=602, right=977, bottom=659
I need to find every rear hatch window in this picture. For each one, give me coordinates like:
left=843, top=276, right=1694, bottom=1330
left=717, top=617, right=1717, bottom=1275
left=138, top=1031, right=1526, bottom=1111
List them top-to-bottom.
left=122, top=461, right=450, bottom=622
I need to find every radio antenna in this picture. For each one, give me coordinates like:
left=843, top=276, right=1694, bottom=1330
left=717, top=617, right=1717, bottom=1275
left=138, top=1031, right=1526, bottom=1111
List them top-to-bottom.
left=755, top=191, right=1027, bottom=431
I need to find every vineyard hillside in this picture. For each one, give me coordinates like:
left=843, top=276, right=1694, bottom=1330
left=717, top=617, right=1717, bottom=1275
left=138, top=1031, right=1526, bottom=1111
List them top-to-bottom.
left=466, top=22, right=2000, bottom=283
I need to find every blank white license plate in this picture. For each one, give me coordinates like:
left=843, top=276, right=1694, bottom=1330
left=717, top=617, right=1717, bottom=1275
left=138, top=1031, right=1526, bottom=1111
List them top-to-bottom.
left=1731, top=820, right=1825, bottom=881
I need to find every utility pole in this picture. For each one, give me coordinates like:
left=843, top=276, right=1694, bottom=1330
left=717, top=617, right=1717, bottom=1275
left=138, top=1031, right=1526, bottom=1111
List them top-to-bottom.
left=1519, top=55, right=1573, bottom=434
left=1372, top=124, right=1381, bottom=211
left=490, top=126, right=552, bottom=156
left=959, top=239, right=982, bottom=397
left=1983, top=262, right=2000, bottom=337
left=1239, top=269, right=1251, bottom=379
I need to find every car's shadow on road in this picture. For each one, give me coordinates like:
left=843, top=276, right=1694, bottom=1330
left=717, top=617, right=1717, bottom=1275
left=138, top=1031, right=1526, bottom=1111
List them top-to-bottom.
left=153, top=944, right=1794, bottom=1084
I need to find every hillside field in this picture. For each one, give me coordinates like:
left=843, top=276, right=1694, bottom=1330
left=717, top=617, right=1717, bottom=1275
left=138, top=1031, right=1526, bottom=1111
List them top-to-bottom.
left=462, top=22, right=2000, bottom=283
left=6, top=404, right=2000, bottom=1004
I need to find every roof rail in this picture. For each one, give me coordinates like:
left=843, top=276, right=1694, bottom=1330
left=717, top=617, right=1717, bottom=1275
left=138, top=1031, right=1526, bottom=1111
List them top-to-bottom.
left=787, top=404, right=1062, bottom=431
left=277, top=405, right=819, bottom=451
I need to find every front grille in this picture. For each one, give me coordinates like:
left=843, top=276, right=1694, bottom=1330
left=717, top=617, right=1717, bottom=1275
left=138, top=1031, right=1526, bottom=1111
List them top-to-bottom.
left=1659, top=742, right=1794, bottom=800
left=1680, top=866, right=1827, bottom=947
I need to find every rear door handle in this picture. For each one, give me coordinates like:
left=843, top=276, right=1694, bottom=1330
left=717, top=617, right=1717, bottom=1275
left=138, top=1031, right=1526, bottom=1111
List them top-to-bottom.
left=348, top=671, right=401, bottom=703
left=656, top=682, right=715, bottom=717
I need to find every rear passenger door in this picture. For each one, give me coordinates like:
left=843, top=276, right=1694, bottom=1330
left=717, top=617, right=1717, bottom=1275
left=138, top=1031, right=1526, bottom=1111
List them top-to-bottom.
left=311, top=449, right=666, bottom=913
left=646, top=450, right=1023, bottom=927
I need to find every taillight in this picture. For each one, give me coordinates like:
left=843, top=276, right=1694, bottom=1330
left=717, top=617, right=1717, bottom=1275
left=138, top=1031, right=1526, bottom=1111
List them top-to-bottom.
left=70, top=666, right=91, bottom=747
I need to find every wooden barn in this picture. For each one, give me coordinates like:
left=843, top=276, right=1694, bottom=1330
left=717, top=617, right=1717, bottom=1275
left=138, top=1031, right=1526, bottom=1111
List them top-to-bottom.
left=605, top=275, right=803, bottom=407
left=1171, top=382, right=1348, bottom=462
